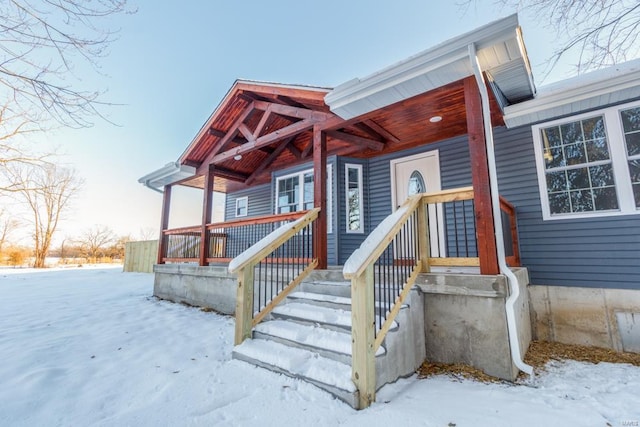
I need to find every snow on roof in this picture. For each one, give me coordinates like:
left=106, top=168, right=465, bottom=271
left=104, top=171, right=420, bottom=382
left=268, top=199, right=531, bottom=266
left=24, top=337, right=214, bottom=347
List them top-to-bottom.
left=504, top=58, right=640, bottom=127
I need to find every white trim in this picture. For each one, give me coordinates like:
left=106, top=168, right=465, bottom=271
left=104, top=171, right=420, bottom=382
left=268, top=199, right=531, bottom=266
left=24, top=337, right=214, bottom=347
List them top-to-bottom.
left=325, top=14, right=534, bottom=120
left=504, top=58, right=640, bottom=128
left=532, top=99, right=640, bottom=220
left=138, top=162, right=195, bottom=192
left=345, top=163, right=364, bottom=234
left=274, top=165, right=333, bottom=233
left=235, top=196, right=248, bottom=218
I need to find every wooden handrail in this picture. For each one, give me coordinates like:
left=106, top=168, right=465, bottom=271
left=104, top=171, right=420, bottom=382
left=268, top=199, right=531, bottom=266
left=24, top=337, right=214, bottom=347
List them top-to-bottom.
left=421, top=186, right=474, bottom=204
left=344, top=195, right=422, bottom=279
left=228, top=208, right=319, bottom=273
left=232, top=208, right=320, bottom=345
left=206, top=210, right=307, bottom=230
left=162, top=225, right=200, bottom=235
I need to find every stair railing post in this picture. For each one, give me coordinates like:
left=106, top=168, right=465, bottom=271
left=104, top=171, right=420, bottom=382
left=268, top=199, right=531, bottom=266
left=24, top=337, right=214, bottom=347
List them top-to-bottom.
left=417, top=197, right=431, bottom=273
left=234, top=263, right=255, bottom=345
left=351, top=263, right=376, bottom=409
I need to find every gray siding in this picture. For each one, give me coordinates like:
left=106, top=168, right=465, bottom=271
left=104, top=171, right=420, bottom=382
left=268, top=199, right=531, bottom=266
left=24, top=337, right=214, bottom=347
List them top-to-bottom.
left=494, top=125, right=640, bottom=290
left=225, top=159, right=338, bottom=265
left=224, top=183, right=271, bottom=221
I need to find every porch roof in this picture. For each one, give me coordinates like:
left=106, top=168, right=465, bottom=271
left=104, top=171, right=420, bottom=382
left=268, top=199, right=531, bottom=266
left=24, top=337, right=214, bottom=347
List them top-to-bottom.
left=325, top=14, right=535, bottom=120
left=140, top=15, right=535, bottom=194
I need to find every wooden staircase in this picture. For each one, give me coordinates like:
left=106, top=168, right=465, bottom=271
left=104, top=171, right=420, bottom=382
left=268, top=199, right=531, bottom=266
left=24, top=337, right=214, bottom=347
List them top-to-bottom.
left=232, top=271, right=386, bottom=408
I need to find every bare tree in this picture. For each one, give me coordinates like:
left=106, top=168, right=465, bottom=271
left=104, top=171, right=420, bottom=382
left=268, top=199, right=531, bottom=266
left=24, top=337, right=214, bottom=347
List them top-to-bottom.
left=0, top=0, right=134, bottom=130
left=461, top=1, right=640, bottom=74
left=6, top=163, right=82, bottom=267
left=0, top=207, right=20, bottom=253
left=77, top=225, right=116, bottom=261
left=138, top=227, right=157, bottom=241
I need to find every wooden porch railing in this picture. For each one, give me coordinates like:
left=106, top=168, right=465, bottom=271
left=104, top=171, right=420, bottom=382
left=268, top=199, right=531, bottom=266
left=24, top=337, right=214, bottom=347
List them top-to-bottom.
left=343, top=187, right=520, bottom=409
left=228, top=208, right=320, bottom=345
left=159, top=211, right=307, bottom=264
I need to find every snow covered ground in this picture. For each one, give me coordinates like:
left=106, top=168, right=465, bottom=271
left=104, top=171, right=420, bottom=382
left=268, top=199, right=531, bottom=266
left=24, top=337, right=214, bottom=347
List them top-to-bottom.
left=1, top=267, right=639, bottom=427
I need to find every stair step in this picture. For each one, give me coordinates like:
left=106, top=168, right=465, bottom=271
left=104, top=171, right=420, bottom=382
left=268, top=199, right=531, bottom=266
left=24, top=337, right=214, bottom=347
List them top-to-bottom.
left=299, top=279, right=351, bottom=298
left=287, top=291, right=352, bottom=309
left=271, top=302, right=352, bottom=330
left=254, top=320, right=385, bottom=359
left=232, top=339, right=358, bottom=407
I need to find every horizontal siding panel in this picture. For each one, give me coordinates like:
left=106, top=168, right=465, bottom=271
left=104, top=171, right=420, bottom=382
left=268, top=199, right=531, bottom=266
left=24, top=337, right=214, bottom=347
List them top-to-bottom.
left=494, top=125, right=640, bottom=290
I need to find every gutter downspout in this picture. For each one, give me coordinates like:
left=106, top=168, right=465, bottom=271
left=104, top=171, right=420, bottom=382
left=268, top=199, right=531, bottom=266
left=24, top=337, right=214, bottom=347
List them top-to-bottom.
left=468, top=43, right=534, bottom=376
left=142, top=181, right=164, bottom=194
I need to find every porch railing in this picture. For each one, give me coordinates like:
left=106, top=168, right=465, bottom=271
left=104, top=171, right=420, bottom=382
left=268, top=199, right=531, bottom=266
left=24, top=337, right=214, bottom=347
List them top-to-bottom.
left=343, top=187, right=520, bottom=409
left=229, top=208, right=320, bottom=345
left=159, top=211, right=307, bottom=264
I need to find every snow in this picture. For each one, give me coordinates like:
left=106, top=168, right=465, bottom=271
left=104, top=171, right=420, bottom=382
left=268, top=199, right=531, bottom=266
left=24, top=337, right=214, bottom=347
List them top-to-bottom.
left=343, top=204, right=409, bottom=276
left=2, top=267, right=640, bottom=426
left=288, top=291, right=352, bottom=306
left=271, top=302, right=354, bottom=329
left=255, top=320, right=385, bottom=357
left=233, top=339, right=356, bottom=392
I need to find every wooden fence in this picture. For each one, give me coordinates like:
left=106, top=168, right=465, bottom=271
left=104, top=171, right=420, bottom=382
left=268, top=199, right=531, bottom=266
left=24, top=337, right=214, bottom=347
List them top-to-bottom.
left=123, top=240, right=158, bottom=273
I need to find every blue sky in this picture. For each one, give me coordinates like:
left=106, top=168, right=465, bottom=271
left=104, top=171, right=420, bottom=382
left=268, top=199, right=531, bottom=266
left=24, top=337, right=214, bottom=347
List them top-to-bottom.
left=20, top=1, right=588, bottom=242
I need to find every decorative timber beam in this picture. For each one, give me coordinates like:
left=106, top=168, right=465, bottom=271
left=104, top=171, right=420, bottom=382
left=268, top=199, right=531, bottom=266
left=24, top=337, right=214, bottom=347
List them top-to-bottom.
left=253, top=100, right=334, bottom=122
left=196, top=102, right=256, bottom=174
left=252, top=105, right=272, bottom=139
left=211, top=118, right=317, bottom=164
left=362, top=119, right=400, bottom=143
left=209, top=128, right=273, bottom=154
left=325, top=130, right=384, bottom=151
left=245, top=137, right=296, bottom=185
left=301, top=137, right=313, bottom=158
left=286, top=142, right=302, bottom=159
left=213, top=166, right=250, bottom=183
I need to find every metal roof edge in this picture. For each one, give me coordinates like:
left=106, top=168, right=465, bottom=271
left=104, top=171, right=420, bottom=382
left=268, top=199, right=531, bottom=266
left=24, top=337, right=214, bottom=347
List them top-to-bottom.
left=325, top=14, right=521, bottom=112
left=503, top=60, right=640, bottom=127
left=138, top=162, right=196, bottom=191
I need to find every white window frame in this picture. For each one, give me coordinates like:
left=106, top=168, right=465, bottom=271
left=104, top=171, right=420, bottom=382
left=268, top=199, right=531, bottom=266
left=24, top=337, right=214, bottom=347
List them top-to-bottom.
left=532, top=99, right=640, bottom=220
left=345, top=163, right=364, bottom=233
left=274, top=165, right=333, bottom=233
left=235, top=196, right=248, bottom=217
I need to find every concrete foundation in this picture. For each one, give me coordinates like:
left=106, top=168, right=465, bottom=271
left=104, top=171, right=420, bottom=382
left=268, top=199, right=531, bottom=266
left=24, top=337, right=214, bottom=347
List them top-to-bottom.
left=153, top=264, right=237, bottom=315
left=417, top=268, right=532, bottom=381
left=529, top=285, right=640, bottom=353
left=376, top=288, right=426, bottom=388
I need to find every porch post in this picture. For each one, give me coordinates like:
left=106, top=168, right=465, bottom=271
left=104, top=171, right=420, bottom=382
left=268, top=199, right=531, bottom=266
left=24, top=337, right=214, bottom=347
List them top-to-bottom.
left=464, top=76, right=499, bottom=275
left=313, top=125, right=328, bottom=269
left=199, top=164, right=215, bottom=266
left=157, top=184, right=172, bottom=265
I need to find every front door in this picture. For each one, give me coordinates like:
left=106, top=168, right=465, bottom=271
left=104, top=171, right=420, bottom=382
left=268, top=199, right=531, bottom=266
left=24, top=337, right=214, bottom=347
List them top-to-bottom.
left=390, top=150, right=445, bottom=257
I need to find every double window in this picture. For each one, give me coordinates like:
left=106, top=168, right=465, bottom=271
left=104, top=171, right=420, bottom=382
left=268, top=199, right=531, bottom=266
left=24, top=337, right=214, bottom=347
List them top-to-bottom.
left=533, top=100, right=640, bottom=220
left=275, top=166, right=332, bottom=232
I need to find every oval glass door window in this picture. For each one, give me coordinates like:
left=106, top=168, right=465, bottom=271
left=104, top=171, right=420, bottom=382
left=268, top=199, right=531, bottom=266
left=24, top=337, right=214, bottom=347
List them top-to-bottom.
left=408, top=170, right=426, bottom=195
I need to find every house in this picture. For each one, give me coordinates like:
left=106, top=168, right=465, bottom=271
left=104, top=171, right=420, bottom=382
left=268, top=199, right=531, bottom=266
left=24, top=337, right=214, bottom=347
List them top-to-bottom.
left=139, top=14, right=640, bottom=409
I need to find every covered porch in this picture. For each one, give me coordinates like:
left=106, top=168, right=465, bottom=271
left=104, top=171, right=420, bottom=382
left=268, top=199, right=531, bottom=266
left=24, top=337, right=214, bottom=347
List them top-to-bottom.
left=140, top=14, right=536, bottom=409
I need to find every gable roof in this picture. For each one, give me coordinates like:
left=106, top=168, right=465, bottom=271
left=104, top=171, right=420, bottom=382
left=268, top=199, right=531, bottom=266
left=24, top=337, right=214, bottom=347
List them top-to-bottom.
left=325, top=14, right=535, bottom=120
